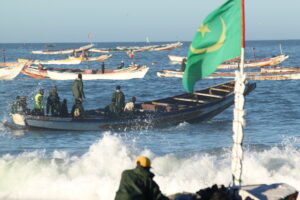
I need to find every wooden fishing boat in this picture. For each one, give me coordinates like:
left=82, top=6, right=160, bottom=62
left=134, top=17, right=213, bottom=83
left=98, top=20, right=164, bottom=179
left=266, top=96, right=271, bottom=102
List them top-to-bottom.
left=89, top=42, right=183, bottom=53
left=32, top=44, right=94, bottom=55
left=18, top=54, right=112, bottom=65
left=168, top=54, right=289, bottom=69
left=0, top=62, right=21, bottom=67
left=0, top=63, right=26, bottom=80
left=21, top=64, right=148, bottom=80
left=21, top=65, right=49, bottom=79
left=47, top=65, right=149, bottom=80
left=260, top=66, right=300, bottom=73
left=157, top=69, right=300, bottom=80
left=210, top=70, right=300, bottom=80
left=10, top=81, right=256, bottom=131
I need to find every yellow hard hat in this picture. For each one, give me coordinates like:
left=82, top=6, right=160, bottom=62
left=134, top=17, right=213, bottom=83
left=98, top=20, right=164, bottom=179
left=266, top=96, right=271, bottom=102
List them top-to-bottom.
left=136, top=156, right=151, bottom=168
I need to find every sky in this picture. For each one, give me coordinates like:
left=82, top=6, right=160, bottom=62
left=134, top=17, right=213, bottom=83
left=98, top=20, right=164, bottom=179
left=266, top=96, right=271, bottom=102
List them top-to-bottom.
left=0, top=0, right=299, bottom=43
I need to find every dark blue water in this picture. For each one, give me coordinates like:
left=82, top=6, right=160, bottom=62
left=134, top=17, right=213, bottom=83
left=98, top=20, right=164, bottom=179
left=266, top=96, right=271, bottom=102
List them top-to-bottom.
left=0, top=41, right=299, bottom=199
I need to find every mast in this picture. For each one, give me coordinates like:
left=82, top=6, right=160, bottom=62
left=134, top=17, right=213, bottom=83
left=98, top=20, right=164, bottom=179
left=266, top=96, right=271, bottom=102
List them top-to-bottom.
left=231, top=0, right=246, bottom=187
left=240, top=0, right=245, bottom=73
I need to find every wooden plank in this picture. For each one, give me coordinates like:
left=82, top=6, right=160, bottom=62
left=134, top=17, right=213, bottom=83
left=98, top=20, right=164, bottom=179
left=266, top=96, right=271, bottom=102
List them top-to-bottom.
left=221, top=84, right=235, bottom=89
left=210, top=87, right=230, bottom=93
left=193, top=92, right=223, bottom=98
left=173, top=97, right=207, bottom=104
left=152, top=101, right=172, bottom=107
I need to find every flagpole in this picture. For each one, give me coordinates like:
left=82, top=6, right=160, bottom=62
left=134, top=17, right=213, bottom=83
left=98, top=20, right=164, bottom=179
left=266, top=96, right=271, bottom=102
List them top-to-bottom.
left=232, top=0, right=246, bottom=187
left=240, top=0, right=245, bottom=73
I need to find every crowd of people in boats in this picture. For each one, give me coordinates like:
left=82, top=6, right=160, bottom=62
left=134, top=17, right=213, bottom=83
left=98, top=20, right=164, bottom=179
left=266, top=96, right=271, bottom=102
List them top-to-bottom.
left=11, top=73, right=138, bottom=118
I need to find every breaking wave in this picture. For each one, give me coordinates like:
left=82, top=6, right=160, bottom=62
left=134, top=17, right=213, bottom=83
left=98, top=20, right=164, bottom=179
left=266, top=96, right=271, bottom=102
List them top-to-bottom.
left=0, top=134, right=299, bottom=200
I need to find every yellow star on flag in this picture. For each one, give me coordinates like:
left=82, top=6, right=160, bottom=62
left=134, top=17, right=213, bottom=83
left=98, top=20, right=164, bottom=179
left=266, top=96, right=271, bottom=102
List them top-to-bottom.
left=198, top=24, right=211, bottom=37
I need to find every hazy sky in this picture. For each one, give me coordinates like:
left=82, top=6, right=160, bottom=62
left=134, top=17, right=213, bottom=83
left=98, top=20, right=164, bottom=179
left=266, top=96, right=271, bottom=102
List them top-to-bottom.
left=0, top=0, right=299, bottom=43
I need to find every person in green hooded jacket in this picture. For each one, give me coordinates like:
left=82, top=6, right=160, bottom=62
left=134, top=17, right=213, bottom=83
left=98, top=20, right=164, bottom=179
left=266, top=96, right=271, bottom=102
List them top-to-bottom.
left=72, top=73, right=85, bottom=102
left=112, top=85, right=125, bottom=113
left=46, top=86, right=60, bottom=116
left=104, top=98, right=120, bottom=118
left=115, top=156, right=169, bottom=200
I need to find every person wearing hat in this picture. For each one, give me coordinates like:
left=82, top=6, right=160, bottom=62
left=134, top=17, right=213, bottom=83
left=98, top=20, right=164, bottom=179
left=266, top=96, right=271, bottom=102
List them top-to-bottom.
left=181, top=58, right=187, bottom=72
left=117, top=61, right=125, bottom=69
left=72, top=73, right=85, bottom=103
left=72, top=73, right=85, bottom=117
left=112, top=85, right=125, bottom=113
left=46, top=86, right=60, bottom=116
left=34, top=89, right=45, bottom=115
left=104, top=98, right=120, bottom=118
left=115, top=156, right=169, bottom=200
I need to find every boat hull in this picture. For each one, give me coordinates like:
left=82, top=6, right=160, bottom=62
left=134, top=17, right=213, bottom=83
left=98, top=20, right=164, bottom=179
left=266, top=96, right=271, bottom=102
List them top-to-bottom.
left=32, top=44, right=94, bottom=55
left=168, top=55, right=289, bottom=69
left=0, top=63, right=25, bottom=80
left=47, top=66, right=149, bottom=80
left=157, top=69, right=300, bottom=80
left=11, top=81, right=256, bottom=131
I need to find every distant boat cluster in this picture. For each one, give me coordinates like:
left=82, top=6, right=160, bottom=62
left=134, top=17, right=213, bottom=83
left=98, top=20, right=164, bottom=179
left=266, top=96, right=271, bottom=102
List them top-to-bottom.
left=0, top=42, right=183, bottom=80
left=156, top=54, right=300, bottom=80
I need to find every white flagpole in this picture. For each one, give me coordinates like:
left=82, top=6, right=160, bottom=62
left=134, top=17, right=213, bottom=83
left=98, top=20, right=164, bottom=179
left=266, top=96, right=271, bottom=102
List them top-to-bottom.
left=231, top=0, right=246, bottom=187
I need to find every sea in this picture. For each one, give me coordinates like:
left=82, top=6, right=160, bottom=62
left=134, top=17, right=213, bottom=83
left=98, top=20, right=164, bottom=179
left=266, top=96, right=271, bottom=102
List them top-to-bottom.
left=0, top=41, right=299, bottom=200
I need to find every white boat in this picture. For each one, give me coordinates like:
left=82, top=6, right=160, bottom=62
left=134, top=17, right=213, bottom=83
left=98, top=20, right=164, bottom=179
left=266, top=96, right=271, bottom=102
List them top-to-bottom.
left=89, top=42, right=183, bottom=53
left=32, top=44, right=94, bottom=55
left=18, top=54, right=112, bottom=65
left=168, top=54, right=289, bottom=69
left=168, top=55, right=186, bottom=63
left=18, top=58, right=81, bottom=65
left=0, top=63, right=26, bottom=80
left=47, top=65, right=149, bottom=80
left=260, top=66, right=300, bottom=73
left=157, top=69, right=300, bottom=80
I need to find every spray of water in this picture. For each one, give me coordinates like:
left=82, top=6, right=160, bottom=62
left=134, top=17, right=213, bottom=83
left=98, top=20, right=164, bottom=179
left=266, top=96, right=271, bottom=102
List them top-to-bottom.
left=0, top=134, right=299, bottom=200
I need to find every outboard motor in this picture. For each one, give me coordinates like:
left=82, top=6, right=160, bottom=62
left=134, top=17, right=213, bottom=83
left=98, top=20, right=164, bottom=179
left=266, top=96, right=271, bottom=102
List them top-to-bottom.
left=11, top=96, right=30, bottom=114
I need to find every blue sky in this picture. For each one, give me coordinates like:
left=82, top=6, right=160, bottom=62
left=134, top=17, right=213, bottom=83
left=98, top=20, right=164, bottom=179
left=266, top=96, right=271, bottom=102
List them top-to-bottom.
left=0, top=0, right=298, bottom=43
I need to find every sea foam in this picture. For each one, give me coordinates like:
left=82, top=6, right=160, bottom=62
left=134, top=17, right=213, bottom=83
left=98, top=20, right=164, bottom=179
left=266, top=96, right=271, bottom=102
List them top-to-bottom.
left=0, top=134, right=299, bottom=200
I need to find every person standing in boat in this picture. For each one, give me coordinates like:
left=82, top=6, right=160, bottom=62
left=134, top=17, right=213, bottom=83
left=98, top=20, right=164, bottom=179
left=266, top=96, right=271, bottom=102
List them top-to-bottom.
left=81, top=50, right=87, bottom=58
left=181, top=58, right=187, bottom=72
left=117, top=61, right=125, bottom=69
left=101, top=62, right=105, bottom=74
left=72, top=73, right=85, bottom=103
left=72, top=74, right=85, bottom=117
left=112, top=85, right=125, bottom=113
left=46, top=86, right=60, bottom=116
left=33, top=89, right=45, bottom=115
left=60, top=99, right=68, bottom=117
left=115, top=156, right=169, bottom=200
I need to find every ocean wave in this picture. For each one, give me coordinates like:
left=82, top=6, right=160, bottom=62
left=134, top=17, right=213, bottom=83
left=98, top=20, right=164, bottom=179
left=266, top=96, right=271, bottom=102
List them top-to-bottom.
left=0, top=134, right=299, bottom=200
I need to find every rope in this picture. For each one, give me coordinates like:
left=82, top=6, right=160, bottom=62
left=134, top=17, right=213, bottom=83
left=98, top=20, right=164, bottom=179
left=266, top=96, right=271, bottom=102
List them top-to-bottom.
left=231, top=70, right=247, bottom=186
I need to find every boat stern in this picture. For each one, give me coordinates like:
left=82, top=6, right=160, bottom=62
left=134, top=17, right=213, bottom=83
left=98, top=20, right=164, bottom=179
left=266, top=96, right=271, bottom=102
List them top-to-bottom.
left=11, top=113, right=26, bottom=126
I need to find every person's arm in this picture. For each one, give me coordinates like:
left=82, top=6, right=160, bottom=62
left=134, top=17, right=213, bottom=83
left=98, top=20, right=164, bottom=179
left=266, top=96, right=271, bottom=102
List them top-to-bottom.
left=80, top=82, right=85, bottom=98
left=38, top=96, right=43, bottom=109
left=46, top=97, right=50, bottom=114
left=148, top=179, right=169, bottom=200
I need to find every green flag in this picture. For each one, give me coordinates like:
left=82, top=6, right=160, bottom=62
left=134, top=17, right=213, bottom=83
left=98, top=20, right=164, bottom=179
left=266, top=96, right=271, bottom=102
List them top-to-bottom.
left=183, top=0, right=242, bottom=92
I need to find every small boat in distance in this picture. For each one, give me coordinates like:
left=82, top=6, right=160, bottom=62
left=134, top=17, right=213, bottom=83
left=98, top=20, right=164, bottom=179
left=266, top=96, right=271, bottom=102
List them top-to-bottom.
left=89, top=42, right=183, bottom=53
left=32, top=44, right=95, bottom=55
left=18, top=54, right=112, bottom=65
left=168, top=54, right=289, bottom=69
left=21, top=64, right=149, bottom=80
left=47, top=65, right=149, bottom=80
left=157, top=68, right=300, bottom=80
left=11, top=81, right=256, bottom=131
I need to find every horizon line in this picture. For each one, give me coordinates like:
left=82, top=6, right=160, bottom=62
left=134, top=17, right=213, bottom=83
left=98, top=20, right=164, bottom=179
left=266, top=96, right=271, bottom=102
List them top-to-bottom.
left=0, top=39, right=300, bottom=44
